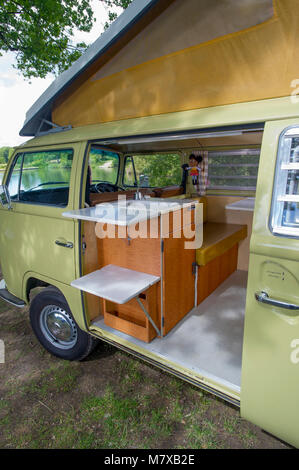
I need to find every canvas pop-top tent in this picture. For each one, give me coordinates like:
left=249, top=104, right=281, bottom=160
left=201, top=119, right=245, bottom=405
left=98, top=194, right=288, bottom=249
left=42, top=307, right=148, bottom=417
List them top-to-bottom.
left=20, top=0, right=299, bottom=137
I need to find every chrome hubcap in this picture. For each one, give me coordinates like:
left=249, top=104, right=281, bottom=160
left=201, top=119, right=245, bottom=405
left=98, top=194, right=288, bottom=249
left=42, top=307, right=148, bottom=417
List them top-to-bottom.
left=40, top=305, right=78, bottom=350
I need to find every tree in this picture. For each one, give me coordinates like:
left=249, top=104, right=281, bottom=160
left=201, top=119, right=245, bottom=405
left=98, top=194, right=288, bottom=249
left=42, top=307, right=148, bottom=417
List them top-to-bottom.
left=0, top=0, right=132, bottom=79
left=0, top=0, right=94, bottom=78
left=101, top=0, right=132, bottom=30
left=0, top=147, right=13, bottom=164
left=132, top=153, right=182, bottom=188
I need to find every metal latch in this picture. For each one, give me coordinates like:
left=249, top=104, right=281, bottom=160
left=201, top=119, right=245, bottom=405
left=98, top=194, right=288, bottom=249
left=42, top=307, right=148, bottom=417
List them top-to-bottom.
left=192, top=262, right=198, bottom=275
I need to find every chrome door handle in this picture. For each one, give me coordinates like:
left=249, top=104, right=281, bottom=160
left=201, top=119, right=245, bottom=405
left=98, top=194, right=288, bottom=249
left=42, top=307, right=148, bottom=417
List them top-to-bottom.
left=55, top=239, right=73, bottom=249
left=255, top=291, right=299, bottom=310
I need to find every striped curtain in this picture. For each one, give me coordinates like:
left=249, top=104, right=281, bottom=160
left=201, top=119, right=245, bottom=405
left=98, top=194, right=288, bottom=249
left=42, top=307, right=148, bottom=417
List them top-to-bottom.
left=193, top=150, right=208, bottom=195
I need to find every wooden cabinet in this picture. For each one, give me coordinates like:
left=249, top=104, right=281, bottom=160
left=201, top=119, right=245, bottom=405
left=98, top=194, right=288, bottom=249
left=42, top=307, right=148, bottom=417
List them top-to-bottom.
left=69, top=201, right=245, bottom=344
left=95, top=207, right=197, bottom=341
left=162, top=229, right=196, bottom=335
left=197, top=244, right=238, bottom=304
left=103, top=284, right=159, bottom=343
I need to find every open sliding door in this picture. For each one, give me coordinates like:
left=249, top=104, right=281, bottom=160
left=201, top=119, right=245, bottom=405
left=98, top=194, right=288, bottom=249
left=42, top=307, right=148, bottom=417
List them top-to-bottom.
left=241, top=119, right=299, bottom=447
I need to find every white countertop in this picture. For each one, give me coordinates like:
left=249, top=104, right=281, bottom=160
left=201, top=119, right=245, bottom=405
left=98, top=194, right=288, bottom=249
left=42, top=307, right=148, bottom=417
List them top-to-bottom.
left=225, top=197, right=255, bottom=212
left=63, top=198, right=197, bottom=226
left=71, top=264, right=160, bottom=304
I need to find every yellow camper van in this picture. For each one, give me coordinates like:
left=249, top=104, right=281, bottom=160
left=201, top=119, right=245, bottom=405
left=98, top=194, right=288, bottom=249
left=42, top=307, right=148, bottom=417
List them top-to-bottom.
left=1, top=0, right=299, bottom=447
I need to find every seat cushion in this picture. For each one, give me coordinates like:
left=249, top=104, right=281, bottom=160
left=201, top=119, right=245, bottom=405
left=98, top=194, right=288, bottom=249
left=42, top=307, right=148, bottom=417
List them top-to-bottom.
left=196, top=222, right=247, bottom=266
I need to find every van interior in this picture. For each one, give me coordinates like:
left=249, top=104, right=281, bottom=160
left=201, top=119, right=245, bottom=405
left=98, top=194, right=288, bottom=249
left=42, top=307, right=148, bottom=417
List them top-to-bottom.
left=80, top=125, right=263, bottom=395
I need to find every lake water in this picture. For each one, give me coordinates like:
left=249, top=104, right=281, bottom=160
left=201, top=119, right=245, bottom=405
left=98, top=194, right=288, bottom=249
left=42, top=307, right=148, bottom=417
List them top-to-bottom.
left=0, top=166, right=118, bottom=195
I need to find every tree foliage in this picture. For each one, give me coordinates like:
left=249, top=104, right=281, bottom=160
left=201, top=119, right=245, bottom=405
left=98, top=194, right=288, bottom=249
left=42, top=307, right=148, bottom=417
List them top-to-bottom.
left=0, top=0, right=132, bottom=79
left=0, top=0, right=94, bottom=78
left=102, top=0, right=132, bottom=30
left=0, top=147, right=13, bottom=165
left=125, top=154, right=182, bottom=188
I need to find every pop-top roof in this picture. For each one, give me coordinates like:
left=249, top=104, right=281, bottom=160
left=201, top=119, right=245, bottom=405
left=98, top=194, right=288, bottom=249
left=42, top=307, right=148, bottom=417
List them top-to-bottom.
left=20, top=0, right=160, bottom=137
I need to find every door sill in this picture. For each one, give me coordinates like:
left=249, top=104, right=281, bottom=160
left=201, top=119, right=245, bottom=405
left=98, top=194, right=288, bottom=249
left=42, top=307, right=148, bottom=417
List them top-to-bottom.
left=0, top=288, right=26, bottom=308
left=90, top=324, right=240, bottom=407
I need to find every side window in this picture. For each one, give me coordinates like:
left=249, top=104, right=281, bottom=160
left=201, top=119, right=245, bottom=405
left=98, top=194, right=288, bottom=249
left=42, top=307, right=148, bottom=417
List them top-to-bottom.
left=270, top=127, right=299, bottom=236
left=7, top=149, right=74, bottom=207
left=123, top=153, right=182, bottom=188
left=123, top=156, right=137, bottom=187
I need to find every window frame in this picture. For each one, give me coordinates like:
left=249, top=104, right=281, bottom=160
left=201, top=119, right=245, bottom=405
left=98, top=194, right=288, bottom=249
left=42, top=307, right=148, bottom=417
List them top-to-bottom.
left=269, top=125, right=299, bottom=238
left=89, top=145, right=121, bottom=186
left=6, top=147, right=75, bottom=208
left=6, top=152, right=23, bottom=201
left=122, top=155, right=137, bottom=187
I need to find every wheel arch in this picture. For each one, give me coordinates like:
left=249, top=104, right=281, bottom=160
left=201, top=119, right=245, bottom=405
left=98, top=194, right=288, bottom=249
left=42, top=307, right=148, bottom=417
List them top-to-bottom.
left=22, top=271, right=88, bottom=332
left=25, top=276, right=49, bottom=302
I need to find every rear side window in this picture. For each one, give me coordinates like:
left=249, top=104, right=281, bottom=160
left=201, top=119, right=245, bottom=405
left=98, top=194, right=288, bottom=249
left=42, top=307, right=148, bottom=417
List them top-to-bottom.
left=270, top=127, right=299, bottom=237
left=7, top=149, right=74, bottom=207
left=208, top=149, right=260, bottom=191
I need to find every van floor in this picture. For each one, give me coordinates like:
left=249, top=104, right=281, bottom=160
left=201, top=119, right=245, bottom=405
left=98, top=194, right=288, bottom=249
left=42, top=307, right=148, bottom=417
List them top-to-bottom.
left=92, top=270, right=248, bottom=392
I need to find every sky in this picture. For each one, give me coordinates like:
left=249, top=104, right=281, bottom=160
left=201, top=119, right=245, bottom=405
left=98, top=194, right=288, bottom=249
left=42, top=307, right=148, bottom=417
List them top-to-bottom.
left=0, top=1, right=119, bottom=148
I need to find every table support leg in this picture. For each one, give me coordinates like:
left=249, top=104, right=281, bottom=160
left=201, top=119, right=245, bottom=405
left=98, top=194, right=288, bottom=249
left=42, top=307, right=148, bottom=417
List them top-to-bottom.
left=136, top=297, right=161, bottom=337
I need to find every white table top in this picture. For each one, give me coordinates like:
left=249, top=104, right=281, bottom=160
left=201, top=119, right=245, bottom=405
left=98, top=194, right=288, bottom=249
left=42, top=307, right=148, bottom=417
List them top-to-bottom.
left=225, top=197, right=255, bottom=212
left=63, top=198, right=197, bottom=226
left=71, top=264, right=160, bottom=304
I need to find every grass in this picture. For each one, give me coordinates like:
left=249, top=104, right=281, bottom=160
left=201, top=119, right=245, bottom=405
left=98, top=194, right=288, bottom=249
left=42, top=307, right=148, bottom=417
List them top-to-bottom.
left=0, top=299, right=8, bottom=314
left=0, top=303, right=290, bottom=449
left=18, top=362, right=81, bottom=399
left=223, top=416, right=240, bottom=434
left=186, top=421, right=219, bottom=449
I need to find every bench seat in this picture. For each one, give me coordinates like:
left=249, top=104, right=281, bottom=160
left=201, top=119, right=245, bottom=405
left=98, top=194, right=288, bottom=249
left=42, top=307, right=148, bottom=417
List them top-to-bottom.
left=196, top=222, right=247, bottom=266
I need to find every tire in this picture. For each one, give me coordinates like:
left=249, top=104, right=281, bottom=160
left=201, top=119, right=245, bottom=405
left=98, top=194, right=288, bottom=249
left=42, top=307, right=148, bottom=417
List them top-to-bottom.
left=29, top=286, right=98, bottom=361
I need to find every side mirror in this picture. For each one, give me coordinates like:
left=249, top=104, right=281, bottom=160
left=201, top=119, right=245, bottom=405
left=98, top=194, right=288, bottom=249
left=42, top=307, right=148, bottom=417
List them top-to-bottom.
left=0, top=185, right=12, bottom=210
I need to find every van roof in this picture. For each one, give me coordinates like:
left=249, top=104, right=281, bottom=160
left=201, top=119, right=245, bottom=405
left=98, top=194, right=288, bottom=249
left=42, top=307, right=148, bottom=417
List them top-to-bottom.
left=19, top=0, right=160, bottom=137
left=19, top=96, right=297, bottom=150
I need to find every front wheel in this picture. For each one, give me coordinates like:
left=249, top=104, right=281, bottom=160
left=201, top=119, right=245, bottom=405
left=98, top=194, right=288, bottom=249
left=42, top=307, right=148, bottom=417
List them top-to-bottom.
left=29, top=286, right=98, bottom=361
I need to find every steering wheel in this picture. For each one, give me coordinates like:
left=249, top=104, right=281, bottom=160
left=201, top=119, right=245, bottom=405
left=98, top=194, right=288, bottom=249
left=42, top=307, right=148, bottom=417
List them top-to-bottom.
left=93, top=181, right=125, bottom=193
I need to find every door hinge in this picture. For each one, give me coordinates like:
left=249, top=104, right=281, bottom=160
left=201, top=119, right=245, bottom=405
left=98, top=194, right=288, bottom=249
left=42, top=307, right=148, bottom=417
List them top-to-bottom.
left=82, top=241, right=87, bottom=254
